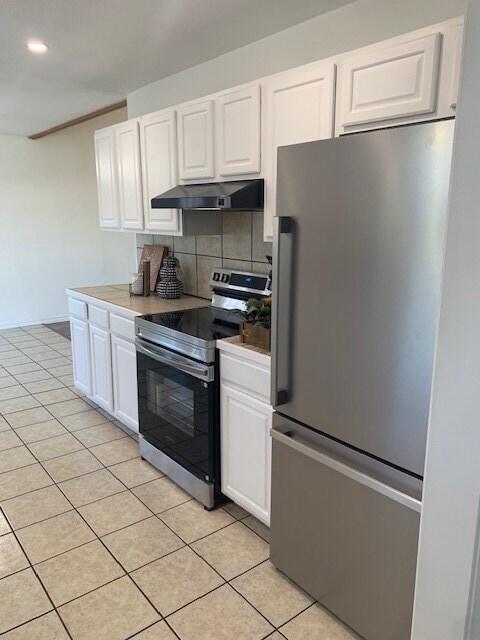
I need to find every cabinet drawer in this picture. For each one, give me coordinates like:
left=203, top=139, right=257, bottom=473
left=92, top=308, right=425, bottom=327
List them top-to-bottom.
left=68, top=298, right=88, bottom=319
left=88, top=305, right=109, bottom=329
left=110, top=314, right=135, bottom=341
left=220, top=352, right=270, bottom=402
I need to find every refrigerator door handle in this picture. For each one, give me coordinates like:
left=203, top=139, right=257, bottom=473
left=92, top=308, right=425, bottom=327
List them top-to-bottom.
left=271, top=216, right=294, bottom=407
left=271, top=427, right=422, bottom=513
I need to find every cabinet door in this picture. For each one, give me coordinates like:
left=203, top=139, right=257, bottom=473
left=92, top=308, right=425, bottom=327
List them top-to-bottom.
left=449, top=20, right=464, bottom=111
left=339, top=32, right=441, bottom=129
left=263, top=62, right=336, bottom=241
left=216, top=85, right=261, bottom=176
left=177, top=99, right=215, bottom=180
left=140, top=110, right=182, bottom=234
left=115, top=120, right=144, bottom=231
left=94, top=128, right=120, bottom=229
left=70, top=317, right=91, bottom=395
left=89, top=324, right=113, bottom=412
left=111, top=334, right=138, bottom=432
left=221, top=383, right=272, bottom=525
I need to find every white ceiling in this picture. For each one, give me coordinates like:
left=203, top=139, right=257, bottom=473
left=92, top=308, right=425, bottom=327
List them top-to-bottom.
left=0, top=0, right=355, bottom=137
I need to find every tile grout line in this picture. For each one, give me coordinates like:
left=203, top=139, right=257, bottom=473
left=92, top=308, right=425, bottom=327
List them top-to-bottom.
left=0, top=325, right=292, bottom=638
left=0, top=393, right=130, bottom=636
left=10, top=448, right=276, bottom=633
left=0, top=467, right=275, bottom=632
left=0, top=509, right=75, bottom=639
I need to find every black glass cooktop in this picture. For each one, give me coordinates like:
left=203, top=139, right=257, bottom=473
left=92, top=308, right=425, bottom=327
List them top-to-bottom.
left=142, top=306, right=239, bottom=343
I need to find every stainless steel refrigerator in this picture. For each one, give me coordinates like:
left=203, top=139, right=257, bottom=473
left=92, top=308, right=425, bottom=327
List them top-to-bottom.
left=270, top=120, right=455, bottom=640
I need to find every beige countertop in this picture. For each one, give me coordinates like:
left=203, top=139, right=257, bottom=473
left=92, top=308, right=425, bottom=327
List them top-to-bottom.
left=68, top=284, right=210, bottom=316
left=219, top=334, right=271, bottom=359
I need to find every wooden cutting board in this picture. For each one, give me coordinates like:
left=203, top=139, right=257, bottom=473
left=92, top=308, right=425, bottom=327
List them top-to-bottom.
left=138, top=245, right=168, bottom=292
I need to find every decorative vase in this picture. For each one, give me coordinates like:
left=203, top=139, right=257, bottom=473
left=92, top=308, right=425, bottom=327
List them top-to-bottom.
left=156, top=255, right=184, bottom=299
left=240, top=322, right=271, bottom=351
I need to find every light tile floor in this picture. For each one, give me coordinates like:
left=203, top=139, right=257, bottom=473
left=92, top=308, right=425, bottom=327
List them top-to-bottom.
left=0, top=324, right=361, bottom=640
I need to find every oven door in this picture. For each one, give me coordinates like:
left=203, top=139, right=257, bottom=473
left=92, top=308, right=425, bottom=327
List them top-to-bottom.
left=135, top=337, right=219, bottom=507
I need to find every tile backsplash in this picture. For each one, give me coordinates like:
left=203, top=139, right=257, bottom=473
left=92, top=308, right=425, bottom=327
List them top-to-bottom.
left=136, top=211, right=272, bottom=299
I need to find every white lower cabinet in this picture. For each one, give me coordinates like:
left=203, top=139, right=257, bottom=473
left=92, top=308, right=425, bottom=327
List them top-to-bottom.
left=68, top=295, right=139, bottom=433
left=70, top=317, right=91, bottom=395
left=89, top=324, right=113, bottom=412
left=111, top=334, right=138, bottom=431
left=218, top=343, right=272, bottom=526
left=221, top=383, right=272, bottom=525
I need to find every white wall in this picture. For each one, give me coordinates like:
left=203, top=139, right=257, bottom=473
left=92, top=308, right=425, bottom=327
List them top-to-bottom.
left=128, top=0, right=465, bottom=117
left=412, top=0, right=480, bottom=637
left=0, top=109, right=135, bottom=329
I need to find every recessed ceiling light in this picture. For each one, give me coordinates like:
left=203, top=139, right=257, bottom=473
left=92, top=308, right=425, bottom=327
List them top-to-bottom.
left=27, top=41, right=48, bottom=53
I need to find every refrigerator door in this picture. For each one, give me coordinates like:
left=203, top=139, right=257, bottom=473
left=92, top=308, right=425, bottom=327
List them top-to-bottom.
left=271, top=120, right=454, bottom=476
left=270, top=414, right=421, bottom=640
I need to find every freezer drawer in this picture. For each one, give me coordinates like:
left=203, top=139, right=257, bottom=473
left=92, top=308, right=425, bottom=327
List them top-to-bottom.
left=270, top=416, right=421, bottom=640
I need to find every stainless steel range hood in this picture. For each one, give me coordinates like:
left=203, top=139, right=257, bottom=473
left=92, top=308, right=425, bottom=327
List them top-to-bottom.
left=151, top=179, right=264, bottom=211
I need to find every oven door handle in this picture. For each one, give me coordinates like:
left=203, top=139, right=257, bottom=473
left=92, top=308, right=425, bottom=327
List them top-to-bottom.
left=135, top=339, right=212, bottom=382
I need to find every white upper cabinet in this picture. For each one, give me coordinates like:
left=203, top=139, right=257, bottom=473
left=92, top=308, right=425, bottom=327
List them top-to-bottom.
left=95, top=16, right=462, bottom=238
left=449, top=20, right=464, bottom=111
left=338, top=32, right=442, bottom=132
left=263, top=61, right=336, bottom=240
left=216, top=84, right=261, bottom=177
left=177, top=99, right=215, bottom=181
left=140, top=109, right=183, bottom=235
left=115, top=119, right=144, bottom=231
left=94, top=127, right=120, bottom=229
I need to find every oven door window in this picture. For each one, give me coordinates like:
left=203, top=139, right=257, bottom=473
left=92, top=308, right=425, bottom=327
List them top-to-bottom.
left=137, top=351, right=215, bottom=482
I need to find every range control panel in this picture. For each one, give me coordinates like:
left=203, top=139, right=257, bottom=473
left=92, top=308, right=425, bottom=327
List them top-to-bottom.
left=209, top=268, right=271, bottom=296
left=212, top=271, right=230, bottom=284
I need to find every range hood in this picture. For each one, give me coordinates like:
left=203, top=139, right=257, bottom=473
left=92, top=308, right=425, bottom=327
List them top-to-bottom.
left=151, top=179, right=264, bottom=211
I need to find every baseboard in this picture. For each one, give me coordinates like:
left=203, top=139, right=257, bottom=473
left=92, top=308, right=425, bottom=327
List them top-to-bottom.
left=0, top=315, right=70, bottom=331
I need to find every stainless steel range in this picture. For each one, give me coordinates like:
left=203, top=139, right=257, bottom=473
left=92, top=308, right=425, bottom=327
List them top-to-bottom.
left=134, top=268, right=271, bottom=509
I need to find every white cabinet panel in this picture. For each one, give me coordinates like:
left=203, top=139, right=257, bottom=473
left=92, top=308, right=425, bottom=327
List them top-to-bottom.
left=449, top=20, right=464, bottom=111
left=339, top=32, right=441, bottom=128
left=263, top=62, right=336, bottom=240
left=216, top=85, right=261, bottom=176
left=177, top=99, right=215, bottom=180
left=140, top=110, right=182, bottom=235
left=115, top=120, right=144, bottom=231
left=94, top=128, right=120, bottom=229
left=68, top=298, right=87, bottom=320
left=88, top=305, right=109, bottom=330
left=110, top=313, right=135, bottom=341
left=70, top=317, right=91, bottom=396
left=89, top=324, right=113, bottom=412
left=111, top=334, right=138, bottom=432
left=220, top=352, right=270, bottom=403
left=221, top=383, right=272, bottom=525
